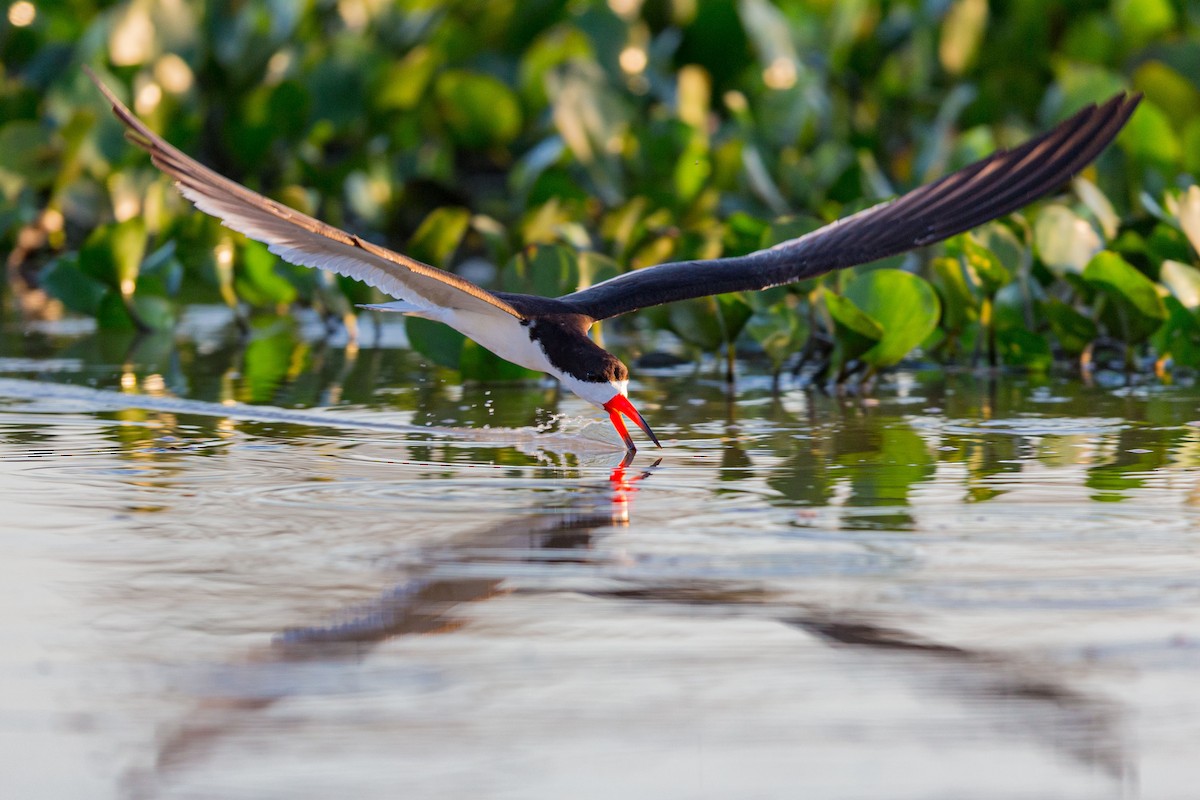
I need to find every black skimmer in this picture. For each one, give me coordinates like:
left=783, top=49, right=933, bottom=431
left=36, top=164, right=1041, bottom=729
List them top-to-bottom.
left=88, top=69, right=1139, bottom=452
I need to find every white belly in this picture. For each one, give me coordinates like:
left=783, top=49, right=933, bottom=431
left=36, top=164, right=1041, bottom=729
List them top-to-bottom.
left=443, top=311, right=555, bottom=375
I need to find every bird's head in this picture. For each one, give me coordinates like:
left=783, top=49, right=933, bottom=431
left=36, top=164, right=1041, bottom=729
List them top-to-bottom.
left=556, top=353, right=660, bottom=452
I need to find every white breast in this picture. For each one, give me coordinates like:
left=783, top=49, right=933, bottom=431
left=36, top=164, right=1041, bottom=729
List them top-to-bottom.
left=441, top=311, right=555, bottom=374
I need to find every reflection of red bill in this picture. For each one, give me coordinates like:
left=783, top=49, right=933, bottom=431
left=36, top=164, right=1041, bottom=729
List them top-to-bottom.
left=603, top=394, right=661, bottom=452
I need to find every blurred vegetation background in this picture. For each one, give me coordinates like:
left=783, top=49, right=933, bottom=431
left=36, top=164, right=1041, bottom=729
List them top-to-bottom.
left=1, top=0, right=1199, bottom=383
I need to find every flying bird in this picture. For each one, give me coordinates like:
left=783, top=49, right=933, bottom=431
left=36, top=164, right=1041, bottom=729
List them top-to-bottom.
left=87, top=68, right=1139, bottom=452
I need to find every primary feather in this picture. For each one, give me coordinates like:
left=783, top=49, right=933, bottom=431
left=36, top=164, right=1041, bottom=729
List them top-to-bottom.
left=86, top=67, right=523, bottom=324
left=559, top=93, right=1140, bottom=321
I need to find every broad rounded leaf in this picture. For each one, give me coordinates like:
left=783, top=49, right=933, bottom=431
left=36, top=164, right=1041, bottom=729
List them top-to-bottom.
left=1083, top=251, right=1168, bottom=343
left=40, top=255, right=107, bottom=316
left=843, top=269, right=942, bottom=367
left=824, top=291, right=883, bottom=362
left=1042, top=297, right=1097, bottom=355
left=997, top=328, right=1052, bottom=371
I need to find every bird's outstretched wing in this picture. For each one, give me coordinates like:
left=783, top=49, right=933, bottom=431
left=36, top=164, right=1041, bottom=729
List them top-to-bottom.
left=87, top=68, right=523, bottom=322
left=560, top=93, right=1141, bottom=321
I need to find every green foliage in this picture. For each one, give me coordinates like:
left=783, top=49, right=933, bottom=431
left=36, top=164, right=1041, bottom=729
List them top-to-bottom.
left=2, top=0, right=1199, bottom=383
left=1084, top=251, right=1168, bottom=345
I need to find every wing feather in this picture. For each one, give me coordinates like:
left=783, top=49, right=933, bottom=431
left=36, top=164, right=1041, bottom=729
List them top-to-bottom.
left=87, top=68, right=523, bottom=322
left=561, top=93, right=1140, bottom=321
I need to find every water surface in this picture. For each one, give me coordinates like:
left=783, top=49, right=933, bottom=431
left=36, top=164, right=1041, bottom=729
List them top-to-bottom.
left=2, top=311, right=1199, bottom=798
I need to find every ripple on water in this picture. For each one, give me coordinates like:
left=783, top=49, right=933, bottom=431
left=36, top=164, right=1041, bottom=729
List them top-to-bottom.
left=913, top=415, right=1131, bottom=437
left=780, top=501, right=1200, bottom=540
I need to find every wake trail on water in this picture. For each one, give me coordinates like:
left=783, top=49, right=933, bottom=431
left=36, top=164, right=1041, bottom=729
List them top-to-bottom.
left=0, top=378, right=620, bottom=453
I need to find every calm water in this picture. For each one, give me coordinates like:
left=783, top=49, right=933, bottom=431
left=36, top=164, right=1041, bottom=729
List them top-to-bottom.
left=2, top=308, right=1200, bottom=798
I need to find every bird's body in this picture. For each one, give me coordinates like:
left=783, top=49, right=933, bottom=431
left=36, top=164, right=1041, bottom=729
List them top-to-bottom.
left=87, top=68, right=1139, bottom=451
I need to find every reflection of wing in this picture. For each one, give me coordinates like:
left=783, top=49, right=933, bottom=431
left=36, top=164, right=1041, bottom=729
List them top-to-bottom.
left=87, top=68, right=523, bottom=322
left=561, top=93, right=1141, bottom=321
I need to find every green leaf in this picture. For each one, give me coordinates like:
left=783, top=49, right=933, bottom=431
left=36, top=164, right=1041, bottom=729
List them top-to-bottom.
left=1114, top=0, right=1177, bottom=49
left=518, top=25, right=593, bottom=108
left=375, top=46, right=439, bottom=111
left=1132, top=61, right=1200, bottom=129
left=1052, top=64, right=1127, bottom=116
left=434, top=70, right=522, bottom=149
left=1118, top=100, right=1181, bottom=170
left=1184, top=117, right=1200, bottom=176
left=0, top=120, right=57, bottom=187
left=673, top=132, right=711, bottom=204
left=407, top=206, right=471, bottom=267
left=79, top=218, right=147, bottom=298
left=1146, top=222, right=1192, bottom=266
left=974, top=223, right=1025, bottom=275
left=946, top=234, right=1010, bottom=295
left=235, top=239, right=298, bottom=308
left=502, top=245, right=581, bottom=297
left=1083, top=251, right=1168, bottom=343
left=40, top=255, right=107, bottom=316
left=929, top=256, right=978, bottom=335
left=843, top=269, right=942, bottom=367
left=95, top=290, right=137, bottom=331
left=824, top=291, right=883, bottom=362
left=716, top=293, right=754, bottom=343
left=129, top=294, right=177, bottom=332
left=667, top=294, right=752, bottom=351
left=1152, top=296, right=1200, bottom=367
left=1042, top=297, right=1097, bottom=355
left=746, top=304, right=809, bottom=372
left=405, top=317, right=464, bottom=370
left=242, top=319, right=302, bottom=404
left=997, top=327, right=1052, bottom=370
left=835, top=423, right=935, bottom=507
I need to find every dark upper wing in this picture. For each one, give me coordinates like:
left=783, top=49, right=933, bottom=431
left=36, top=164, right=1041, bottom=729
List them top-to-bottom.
left=87, top=68, right=524, bottom=322
left=560, top=93, right=1140, bottom=321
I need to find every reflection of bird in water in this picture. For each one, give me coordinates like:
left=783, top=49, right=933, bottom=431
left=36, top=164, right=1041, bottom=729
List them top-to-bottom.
left=88, top=68, right=1139, bottom=452
left=275, top=452, right=658, bottom=650
left=133, top=456, right=1127, bottom=795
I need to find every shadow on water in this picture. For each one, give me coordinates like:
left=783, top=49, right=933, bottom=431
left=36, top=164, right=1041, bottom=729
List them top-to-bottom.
left=133, top=450, right=1128, bottom=796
